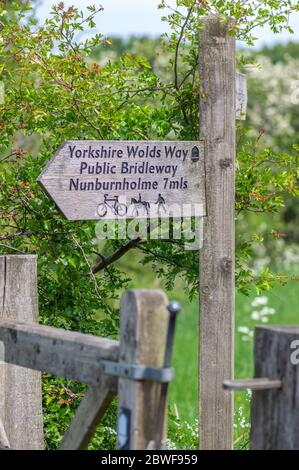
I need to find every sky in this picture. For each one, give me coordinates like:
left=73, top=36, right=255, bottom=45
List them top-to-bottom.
left=35, top=0, right=299, bottom=49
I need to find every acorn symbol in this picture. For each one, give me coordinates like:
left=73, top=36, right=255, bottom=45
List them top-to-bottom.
left=191, top=146, right=200, bottom=163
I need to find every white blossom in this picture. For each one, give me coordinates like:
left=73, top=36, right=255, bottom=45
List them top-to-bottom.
left=251, top=296, right=268, bottom=307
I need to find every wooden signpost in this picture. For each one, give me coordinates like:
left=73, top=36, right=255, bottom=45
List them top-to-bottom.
left=36, top=14, right=242, bottom=451
left=199, top=16, right=236, bottom=450
left=38, top=140, right=206, bottom=221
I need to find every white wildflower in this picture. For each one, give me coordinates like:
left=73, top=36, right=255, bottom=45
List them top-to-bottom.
left=251, top=296, right=268, bottom=307
left=260, top=306, right=276, bottom=316
left=251, top=311, right=260, bottom=320
left=261, top=317, right=269, bottom=323
left=238, top=326, right=250, bottom=334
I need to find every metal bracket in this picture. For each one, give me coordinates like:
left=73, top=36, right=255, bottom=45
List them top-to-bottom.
left=101, top=361, right=174, bottom=384
left=223, top=377, right=282, bottom=391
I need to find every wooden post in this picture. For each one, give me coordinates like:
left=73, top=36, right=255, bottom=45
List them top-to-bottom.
left=199, top=15, right=236, bottom=449
left=0, top=255, right=44, bottom=449
left=118, top=289, right=169, bottom=450
left=251, top=326, right=299, bottom=450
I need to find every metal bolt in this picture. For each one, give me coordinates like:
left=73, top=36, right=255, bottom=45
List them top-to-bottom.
left=155, top=300, right=181, bottom=449
left=167, top=301, right=181, bottom=316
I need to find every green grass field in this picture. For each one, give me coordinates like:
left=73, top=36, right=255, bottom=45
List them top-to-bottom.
left=167, top=280, right=299, bottom=448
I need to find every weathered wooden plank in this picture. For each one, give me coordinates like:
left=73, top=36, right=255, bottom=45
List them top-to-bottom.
left=199, top=16, right=236, bottom=450
left=38, top=140, right=206, bottom=220
left=0, top=255, right=44, bottom=449
left=118, top=289, right=169, bottom=450
left=0, top=320, right=119, bottom=385
left=251, top=326, right=299, bottom=450
left=223, top=378, right=282, bottom=391
left=59, top=381, right=115, bottom=450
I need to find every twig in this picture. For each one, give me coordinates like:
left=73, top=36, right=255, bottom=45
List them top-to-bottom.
left=174, top=4, right=195, bottom=90
left=78, top=7, right=104, bottom=27
left=32, top=52, right=73, bottom=91
left=179, top=61, right=199, bottom=88
left=116, top=85, right=173, bottom=111
left=73, top=100, right=104, bottom=138
left=131, top=128, right=149, bottom=140
left=0, top=152, right=16, bottom=164
left=0, top=230, right=68, bottom=242
left=0, top=231, right=26, bottom=242
left=71, top=235, right=102, bottom=299
left=92, top=238, right=142, bottom=274
left=0, top=244, right=26, bottom=254
left=138, top=245, right=191, bottom=270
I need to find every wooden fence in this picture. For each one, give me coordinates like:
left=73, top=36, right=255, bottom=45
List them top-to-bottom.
left=2, top=252, right=299, bottom=450
left=0, top=255, right=178, bottom=450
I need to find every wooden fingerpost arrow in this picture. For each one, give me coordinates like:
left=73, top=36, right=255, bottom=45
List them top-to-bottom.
left=38, top=141, right=206, bottom=221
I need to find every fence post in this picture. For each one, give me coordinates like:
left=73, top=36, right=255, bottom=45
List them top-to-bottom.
left=199, top=15, right=236, bottom=450
left=0, top=255, right=44, bottom=449
left=118, top=289, right=169, bottom=450
left=251, top=326, right=299, bottom=450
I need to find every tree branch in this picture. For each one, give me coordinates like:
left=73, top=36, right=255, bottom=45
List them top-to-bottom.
left=174, top=4, right=195, bottom=90
left=179, top=61, right=199, bottom=88
left=0, top=152, right=16, bottom=164
left=0, top=230, right=69, bottom=242
left=71, top=235, right=102, bottom=299
left=92, top=238, right=142, bottom=274
left=0, top=243, right=26, bottom=254
left=138, top=245, right=191, bottom=270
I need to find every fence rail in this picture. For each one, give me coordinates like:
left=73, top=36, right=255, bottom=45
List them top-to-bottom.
left=0, top=255, right=175, bottom=451
left=0, top=321, right=119, bottom=386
